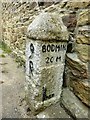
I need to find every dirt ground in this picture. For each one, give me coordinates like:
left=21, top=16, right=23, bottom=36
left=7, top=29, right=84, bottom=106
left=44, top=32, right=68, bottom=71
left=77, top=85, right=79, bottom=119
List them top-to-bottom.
left=0, top=49, right=35, bottom=118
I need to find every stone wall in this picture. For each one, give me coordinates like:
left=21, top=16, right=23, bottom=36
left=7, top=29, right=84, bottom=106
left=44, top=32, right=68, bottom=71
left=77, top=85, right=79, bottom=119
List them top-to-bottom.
left=2, top=1, right=62, bottom=61
left=2, top=1, right=38, bottom=61
left=65, top=8, right=90, bottom=107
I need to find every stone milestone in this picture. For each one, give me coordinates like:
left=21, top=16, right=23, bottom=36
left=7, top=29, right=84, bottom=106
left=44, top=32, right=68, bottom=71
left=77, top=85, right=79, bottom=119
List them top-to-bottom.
left=25, top=12, right=69, bottom=114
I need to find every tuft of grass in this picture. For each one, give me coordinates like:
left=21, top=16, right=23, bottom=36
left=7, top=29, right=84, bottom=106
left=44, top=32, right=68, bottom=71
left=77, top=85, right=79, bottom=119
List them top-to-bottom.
left=0, top=41, right=12, bottom=54
left=0, top=54, right=6, bottom=58
left=15, top=56, right=25, bottom=67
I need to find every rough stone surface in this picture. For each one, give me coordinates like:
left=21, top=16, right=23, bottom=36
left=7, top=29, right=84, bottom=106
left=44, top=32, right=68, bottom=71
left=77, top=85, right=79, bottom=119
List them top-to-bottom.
left=63, top=0, right=90, bottom=10
left=2, top=1, right=38, bottom=61
left=65, top=5, right=90, bottom=110
left=77, top=9, right=90, bottom=26
left=27, top=12, right=69, bottom=41
left=62, top=12, right=77, bottom=32
left=76, top=26, right=90, bottom=44
left=26, top=39, right=67, bottom=114
left=75, top=44, right=90, bottom=63
left=65, top=53, right=90, bottom=107
left=66, top=53, right=88, bottom=79
left=69, top=79, right=90, bottom=107
left=61, top=88, right=89, bottom=119
left=36, top=102, right=71, bottom=118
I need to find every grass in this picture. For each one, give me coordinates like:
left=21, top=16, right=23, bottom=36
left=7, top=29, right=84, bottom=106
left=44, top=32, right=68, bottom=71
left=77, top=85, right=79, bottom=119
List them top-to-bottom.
left=0, top=41, right=12, bottom=54
left=0, top=41, right=25, bottom=67
left=0, top=54, right=6, bottom=58
left=15, top=56, right=25, bottom=67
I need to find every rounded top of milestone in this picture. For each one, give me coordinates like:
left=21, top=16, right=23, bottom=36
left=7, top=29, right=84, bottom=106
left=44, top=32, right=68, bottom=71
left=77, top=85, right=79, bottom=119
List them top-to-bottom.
left=27, top=12, right=69, bottom=41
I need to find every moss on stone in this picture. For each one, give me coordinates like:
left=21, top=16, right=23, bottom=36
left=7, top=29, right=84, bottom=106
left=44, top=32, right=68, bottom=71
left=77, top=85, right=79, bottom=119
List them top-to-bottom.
left=0, top=41, right=12, bottom=54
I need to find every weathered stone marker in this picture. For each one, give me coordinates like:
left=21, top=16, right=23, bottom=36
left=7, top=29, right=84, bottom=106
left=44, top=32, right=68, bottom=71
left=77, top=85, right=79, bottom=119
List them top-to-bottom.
left=25, top=12, right=69, bottom=114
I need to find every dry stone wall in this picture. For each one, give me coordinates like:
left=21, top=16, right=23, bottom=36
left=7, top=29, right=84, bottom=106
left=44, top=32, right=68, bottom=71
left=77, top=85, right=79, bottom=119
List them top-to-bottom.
left=2, top=1, right=38, bottom=61
left=64, top=2, right=90, bottom=107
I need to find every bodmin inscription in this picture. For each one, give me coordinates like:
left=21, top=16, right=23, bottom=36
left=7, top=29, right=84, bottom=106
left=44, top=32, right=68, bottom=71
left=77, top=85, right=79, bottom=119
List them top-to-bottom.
left=42, top=44, right=67, bottom=53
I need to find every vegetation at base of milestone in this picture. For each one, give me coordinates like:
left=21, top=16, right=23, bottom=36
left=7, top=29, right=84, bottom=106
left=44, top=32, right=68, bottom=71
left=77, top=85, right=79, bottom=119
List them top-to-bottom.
left=0, top=41, right=12, bottom=54
left=15, top=56, right=25, bottom=67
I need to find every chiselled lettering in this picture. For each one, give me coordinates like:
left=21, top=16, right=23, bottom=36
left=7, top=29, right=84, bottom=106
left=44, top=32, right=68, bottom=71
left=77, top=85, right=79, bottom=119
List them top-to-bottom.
left=30, top=43, right=34, bottom=53
left=42, top=45, right=46, bottom=53
left=55, top=45, right=60, bottom=52
left=45, top=56, right=61, bottom=64
left=56, top=56, right=61, bottom=62
left=45, top=57, right=54, bottom=64
left=29, top=61, right=34, bottom=74
left=42, top=86, right=54, bottom=102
